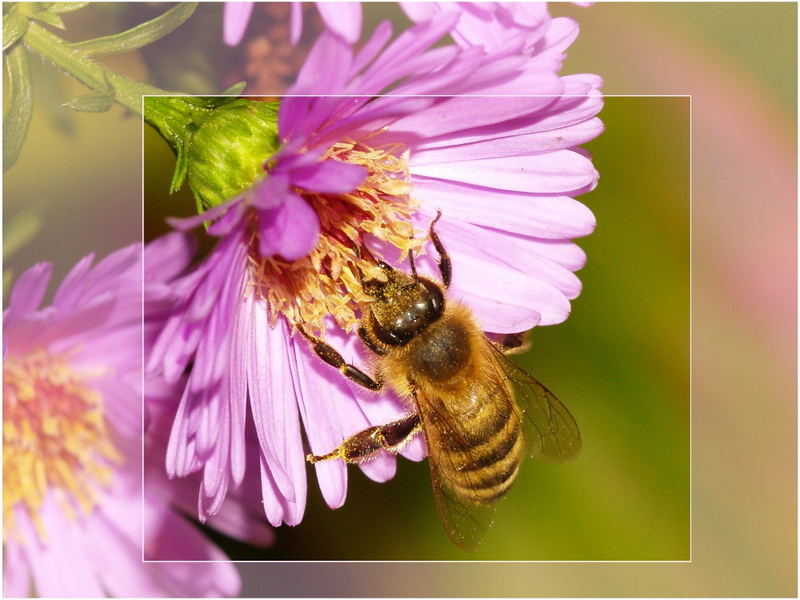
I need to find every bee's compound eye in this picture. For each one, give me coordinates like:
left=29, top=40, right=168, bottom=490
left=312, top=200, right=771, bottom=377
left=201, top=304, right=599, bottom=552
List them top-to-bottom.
left=419, top=279, right=445, bottom=320
left=371, top=315, right=413, bottom=347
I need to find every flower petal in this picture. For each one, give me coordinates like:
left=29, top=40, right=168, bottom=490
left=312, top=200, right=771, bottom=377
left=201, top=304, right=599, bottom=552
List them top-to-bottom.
left=223, top=2, right=254, bottom=46
left=317, top=2, right=362, bottom=44
left=410, top=149, right=598, bottom=194
left=290, top=159, right=367, bottom=194
left=412, top=176, right=596, bottom=239
left=257, top=193, right=320, bottom=261
left=7, top=262, right=53, bottom=317
left=248, top=310, right=305, bottom=507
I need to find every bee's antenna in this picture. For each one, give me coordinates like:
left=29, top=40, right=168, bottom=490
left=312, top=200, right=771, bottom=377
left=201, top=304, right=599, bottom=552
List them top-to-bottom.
left=407, top=225, right=419, bottom=282
left=355, top=242, right=377, bottom=265
left=408, top=248, right=419, bottom=281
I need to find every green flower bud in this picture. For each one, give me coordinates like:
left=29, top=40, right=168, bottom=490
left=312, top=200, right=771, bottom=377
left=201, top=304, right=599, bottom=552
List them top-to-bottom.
left=144, top=96, right=280, bottom=213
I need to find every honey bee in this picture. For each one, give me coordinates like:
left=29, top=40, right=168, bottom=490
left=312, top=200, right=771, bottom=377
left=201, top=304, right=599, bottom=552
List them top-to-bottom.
left=300, top=212, right=581, bottom=550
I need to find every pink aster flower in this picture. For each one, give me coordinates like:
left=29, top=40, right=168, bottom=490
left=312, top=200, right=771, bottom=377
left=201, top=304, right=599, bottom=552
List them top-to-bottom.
left=403, top=1, right=581, bottom=72
left=223, top=2, right=362, bottom=46
left=149, top=14, right=602, bottom=528
left=2, top=239, right=261, bottom=597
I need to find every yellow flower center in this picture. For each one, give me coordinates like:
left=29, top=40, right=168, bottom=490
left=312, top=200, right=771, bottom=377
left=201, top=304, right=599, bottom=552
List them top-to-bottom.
left=250, top=139, right=423, bottom=334
left=3, top=350, right=121, bottom=542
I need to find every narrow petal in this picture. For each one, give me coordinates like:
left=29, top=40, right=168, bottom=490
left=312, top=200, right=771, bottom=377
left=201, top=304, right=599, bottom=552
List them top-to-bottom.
left=290, top=1, right=302, bottom=45
left=223, top=2, right=254, bottom=46
left=317, top=2, right=361, bottom=44
left=390, top=94, right=560, bottom=141
left=411, top=118, right=605, bottom=163
left=410, top=149, right=598, bottom=194
left=290, top=159, right=367, bottom=194
left=412, top=176, right=596, bottom=239
left=257, top=193, right=320, bottom=261
left=144, top=232, right=196, bottom=283
left=7, top=262, right=52, bottom=317
left=248, top=308, right=304, bottom=505
left=288, top=334, right=353, bottom=509
left=20, top=499, right=105, bottom=597
left=3, top=541, right=31, bottom=597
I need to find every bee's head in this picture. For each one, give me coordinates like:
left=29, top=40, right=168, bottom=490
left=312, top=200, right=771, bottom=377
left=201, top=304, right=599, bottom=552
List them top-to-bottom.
left=361, top=261, right=445, bottom=346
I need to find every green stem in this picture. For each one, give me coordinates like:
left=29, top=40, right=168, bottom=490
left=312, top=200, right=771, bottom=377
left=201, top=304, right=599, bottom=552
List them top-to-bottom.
left=21, top=20, right=172, bottom=118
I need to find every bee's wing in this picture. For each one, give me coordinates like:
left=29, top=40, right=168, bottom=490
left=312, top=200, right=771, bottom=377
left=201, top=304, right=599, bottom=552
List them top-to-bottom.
left=485, top=339, right=581, bottom=463
left=414, top=394, right=496, bottom=551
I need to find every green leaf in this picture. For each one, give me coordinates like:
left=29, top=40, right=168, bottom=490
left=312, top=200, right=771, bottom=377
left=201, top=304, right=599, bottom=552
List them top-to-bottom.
left=70, top=2, right=198, bottom=56
left=44, top=3, right=90, bottom=14
left=30, top=10, right=66, bottom=30
left=3, top=12, right=29, bottom=51
left=3, top=44, right=33, bottom=171
left=221, top=81, right=247, bottom=97
left=63, top=92, right=114, bottom=112
left=4, top=209, right=43, bottom=256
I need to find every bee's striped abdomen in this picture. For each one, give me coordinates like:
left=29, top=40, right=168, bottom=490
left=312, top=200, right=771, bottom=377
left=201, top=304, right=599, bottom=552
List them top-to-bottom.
left=431, top=380, right=525, bottom=506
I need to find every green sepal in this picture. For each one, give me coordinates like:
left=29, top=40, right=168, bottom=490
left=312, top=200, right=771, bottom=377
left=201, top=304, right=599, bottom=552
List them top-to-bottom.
left=69, top=2, right=197, bottom=56
left=43, top=3, right=89, bottom=14
left=29, top=10, right=66, bottom=30
left=3, top=12, right=28, bottom=51
left=3, top=44, right=33, bottom=171
left=221, top=81, right=248, bottom=97
left=63, top=92, right=114, bottom=112
left=144, top=96, right=281, bottom=212
left=186, top=99, right=280, bottom=211
left=170, top=146, right=190, bottom=195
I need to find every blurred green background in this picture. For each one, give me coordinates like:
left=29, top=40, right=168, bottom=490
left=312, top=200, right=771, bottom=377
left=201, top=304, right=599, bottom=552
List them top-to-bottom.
left=4, top=2, right=795, bottom=597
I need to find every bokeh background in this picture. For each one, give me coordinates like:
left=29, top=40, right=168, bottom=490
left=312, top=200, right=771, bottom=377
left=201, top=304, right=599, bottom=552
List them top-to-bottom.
left=3, top=2, right=795, bottom=597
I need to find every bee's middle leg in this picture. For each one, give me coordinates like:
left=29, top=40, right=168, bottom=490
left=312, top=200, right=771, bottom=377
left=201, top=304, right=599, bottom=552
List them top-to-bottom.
left=300, top=327, right=383, bottom=391
left=307, top=413, right=421, bottom=464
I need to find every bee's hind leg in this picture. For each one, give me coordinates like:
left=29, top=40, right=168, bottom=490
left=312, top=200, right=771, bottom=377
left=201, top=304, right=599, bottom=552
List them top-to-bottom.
left=494, top=331, right=532, bottom=355
left=307, top=413, right=421, bottom=464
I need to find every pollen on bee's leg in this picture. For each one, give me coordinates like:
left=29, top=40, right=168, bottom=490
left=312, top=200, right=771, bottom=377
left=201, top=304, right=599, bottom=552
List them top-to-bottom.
left=248, top=138, right=425, bottom=336
left=306, top=450, right=343, bottom=464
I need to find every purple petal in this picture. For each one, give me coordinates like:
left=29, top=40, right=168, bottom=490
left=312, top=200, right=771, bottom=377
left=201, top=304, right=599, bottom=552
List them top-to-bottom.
left=223, top=2, right=254, bottom=46
left=290, top=2, right=302, bottom=45
left=316, top=2, right=362, bottom=44
left=400, top=2, right=440, bottom=23
left=350, top=20, right=393, bottom=76
left=390, top=94, right=560, bottom=141
left=411, top=118, right=605, bottom=163
left=410, top=149, right=598, bottom=195
left=290, top=159, right=367, bottom=194
left=250, top=172, right=289, bottom=210
left=411, top=176, right=596, bottom=239
left=257, top=193, right=320, bottom=261
left=166, top=198, right=239, bottom=231
left=144, top=231, right=196, bottom=283
left=7, top=262, right=52, bottom=316
left=248, top=308, right=304, bottom=505
left=288, top=334, right=357, bottom=509
left=21, top=498, right=105, bottom=597
left=3, top=540, right=30, bottom=597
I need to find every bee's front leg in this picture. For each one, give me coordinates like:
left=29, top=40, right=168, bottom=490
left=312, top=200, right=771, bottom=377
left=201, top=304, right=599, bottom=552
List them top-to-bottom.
left=299, top=327, right=383, bottom=391
left=307, top=413, right=421, bottom=464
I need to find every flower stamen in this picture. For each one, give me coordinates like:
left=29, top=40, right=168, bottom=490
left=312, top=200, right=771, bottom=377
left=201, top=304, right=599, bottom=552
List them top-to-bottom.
left=250, top=139, right=423, bottom=334
left=3, top=351, right=121, bottom=542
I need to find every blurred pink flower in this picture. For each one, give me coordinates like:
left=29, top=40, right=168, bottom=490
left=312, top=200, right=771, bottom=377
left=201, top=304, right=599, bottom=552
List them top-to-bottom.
left=402, top=1, right=581, bottom=71
left=224, top=2, right=362, bottom=46
left=150, top=15, right=602, bottom=527
left=2, top=241, right=259, bottom=597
